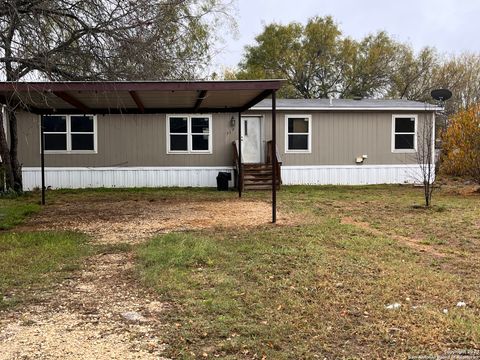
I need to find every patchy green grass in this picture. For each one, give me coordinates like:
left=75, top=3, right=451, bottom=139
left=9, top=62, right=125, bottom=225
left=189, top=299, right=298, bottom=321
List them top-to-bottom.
left=136, top=185, right=480, bottom=359
left=0, top=192, right=91, bottom=309
left=0, top=194, right=41, bottom=230
left=0, top=231, right=91, bottom=309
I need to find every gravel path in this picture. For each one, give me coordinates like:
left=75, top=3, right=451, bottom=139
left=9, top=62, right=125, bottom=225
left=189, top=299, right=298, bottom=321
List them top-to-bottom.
left=1, top=198, right=296, bottom=359
left=19, top=198, right=293, bottom=244
left=0, top=252, right=169, bottom=360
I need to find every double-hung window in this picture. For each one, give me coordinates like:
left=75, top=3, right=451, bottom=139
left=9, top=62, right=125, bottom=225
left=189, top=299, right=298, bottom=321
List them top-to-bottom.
left=41, top=115, right=97, bottom=153
left=167, top=115, right=212, bottom=153
left=285, top=115, right=311, bottom=153
left=392, top=115, right=417, bottom=152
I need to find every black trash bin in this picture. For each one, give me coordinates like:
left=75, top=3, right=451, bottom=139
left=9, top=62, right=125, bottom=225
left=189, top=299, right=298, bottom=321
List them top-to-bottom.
left=216, top=172, right=231, bottom=191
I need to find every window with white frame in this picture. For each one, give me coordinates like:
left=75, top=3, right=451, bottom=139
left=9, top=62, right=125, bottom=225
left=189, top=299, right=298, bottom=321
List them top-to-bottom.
left=41, top=115, right=96, bottom=153
left=167, top=115, right=212, bottom=153
left=285, top=115, right=311, bottom=152
left=392, top=115, right=417, bottom=152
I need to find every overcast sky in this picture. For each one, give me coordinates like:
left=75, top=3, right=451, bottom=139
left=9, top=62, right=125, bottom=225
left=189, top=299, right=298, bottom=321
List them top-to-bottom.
left=213, top=0, right=480, bottom=70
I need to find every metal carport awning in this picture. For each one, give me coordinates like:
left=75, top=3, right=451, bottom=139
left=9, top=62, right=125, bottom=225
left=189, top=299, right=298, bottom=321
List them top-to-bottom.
left=0, top=80, right=284, bottom=222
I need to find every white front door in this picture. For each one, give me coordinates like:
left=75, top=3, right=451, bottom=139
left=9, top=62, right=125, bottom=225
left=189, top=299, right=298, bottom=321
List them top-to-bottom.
left=241, top=116, right=262, bottom=163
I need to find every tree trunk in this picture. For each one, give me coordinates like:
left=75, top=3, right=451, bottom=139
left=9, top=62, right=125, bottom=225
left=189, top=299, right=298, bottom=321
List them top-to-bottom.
left=3, top=36, right=23, bottom=191
left=7, top=108, right=22, bottom=192
left=0, top=109, right=15, bottom=190
left=424, top=182, right=431, bottom=207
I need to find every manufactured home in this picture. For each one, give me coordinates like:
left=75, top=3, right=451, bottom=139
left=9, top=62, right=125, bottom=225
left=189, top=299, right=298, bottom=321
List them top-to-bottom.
left=0, top=81, right=438, bottom=191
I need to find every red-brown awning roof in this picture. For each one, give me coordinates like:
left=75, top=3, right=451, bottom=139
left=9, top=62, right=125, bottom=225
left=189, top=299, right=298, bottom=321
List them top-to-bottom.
left=0, top=80, right=284, bottom=114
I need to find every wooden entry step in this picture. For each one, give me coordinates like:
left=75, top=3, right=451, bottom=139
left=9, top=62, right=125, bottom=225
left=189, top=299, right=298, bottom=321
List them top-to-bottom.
left=242, top=163, right=281, bottom=191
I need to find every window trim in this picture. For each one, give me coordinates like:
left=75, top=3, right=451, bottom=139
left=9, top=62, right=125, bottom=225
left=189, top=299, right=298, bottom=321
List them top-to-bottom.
left=166, top=114, right=212, bottom=154
left=284, top=114, right=312, bottom=153
left=391, top=114, right=417, bottom=153
left=39, top=115, right=97, bottom=154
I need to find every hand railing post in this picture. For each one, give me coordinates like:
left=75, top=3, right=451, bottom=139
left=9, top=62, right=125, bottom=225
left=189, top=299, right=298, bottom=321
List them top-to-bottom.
left=272, top=91, right=276, bottom=223
left=238, top=111, right=242, bottom=198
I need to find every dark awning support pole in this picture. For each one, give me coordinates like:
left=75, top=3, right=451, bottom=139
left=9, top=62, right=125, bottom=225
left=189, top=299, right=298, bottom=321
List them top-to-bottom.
left=271, top=91, right=277, bottom=223
left=238, top=111, right=242, bottom=198
left=40, top=116, right=45, bottom=205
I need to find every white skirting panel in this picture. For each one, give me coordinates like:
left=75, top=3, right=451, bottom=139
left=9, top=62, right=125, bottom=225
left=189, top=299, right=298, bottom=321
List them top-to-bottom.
left=22, top=164, right=428, bottom=190
left=281, top=165, right=427, bottom=185
left=22, top=167, right=234, bottom=190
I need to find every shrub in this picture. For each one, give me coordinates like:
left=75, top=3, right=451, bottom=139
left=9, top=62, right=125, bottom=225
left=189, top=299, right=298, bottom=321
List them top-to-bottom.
left=441, top=104, right=480, bottom=185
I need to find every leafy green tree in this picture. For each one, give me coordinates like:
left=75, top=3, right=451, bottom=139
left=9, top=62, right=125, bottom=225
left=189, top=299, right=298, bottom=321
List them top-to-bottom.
left=238, top=14, right=480, bottom=117
left=237, top=16, right=399, bottom=99
left=237, top=16, right=352, bottom=98
left=342, top=31, right=398, bottom=98
left=388, top=46, right=438, bottom=101
left=389, top=49, right=480, bottom=116
left=433, top=54, right=480, bottom=115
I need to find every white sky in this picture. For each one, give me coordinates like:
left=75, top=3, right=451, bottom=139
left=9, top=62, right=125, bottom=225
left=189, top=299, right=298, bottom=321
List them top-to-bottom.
left=213, top=0, right=480, bottom=71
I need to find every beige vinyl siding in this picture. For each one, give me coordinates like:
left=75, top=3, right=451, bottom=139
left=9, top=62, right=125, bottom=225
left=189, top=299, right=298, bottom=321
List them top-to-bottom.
left=17, top=109, right=433, bottom=168
left=254, top=110, right=433, bottom=166
left=17, top=112, right=237, bottom=167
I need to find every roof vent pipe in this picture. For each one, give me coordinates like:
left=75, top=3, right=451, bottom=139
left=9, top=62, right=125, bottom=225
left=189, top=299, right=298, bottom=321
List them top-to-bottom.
left=329, top=97, right=332, bottom=106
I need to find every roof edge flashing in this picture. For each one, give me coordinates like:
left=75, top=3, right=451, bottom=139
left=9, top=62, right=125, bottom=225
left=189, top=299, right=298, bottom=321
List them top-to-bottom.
left=250, top=106, right=441, bottom=112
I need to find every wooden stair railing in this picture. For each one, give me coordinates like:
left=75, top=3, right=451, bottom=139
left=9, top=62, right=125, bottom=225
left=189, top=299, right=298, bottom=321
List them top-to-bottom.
left=232, top=140, right=242, bottom=190
left=233, top=140, right=282, bottom=191
left=266, top=140, right=282, bottom=186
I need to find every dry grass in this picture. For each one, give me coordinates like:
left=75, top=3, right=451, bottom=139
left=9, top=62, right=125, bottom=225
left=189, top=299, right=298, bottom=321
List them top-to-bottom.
left=136, top=185, right=480, bottom=359
left=1, top=186, right=479, bottom=359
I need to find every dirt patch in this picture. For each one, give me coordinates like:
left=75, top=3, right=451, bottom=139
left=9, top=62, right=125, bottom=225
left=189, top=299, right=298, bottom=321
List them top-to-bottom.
left=437, top=177, right=480, bottom=196
left=444, top=185, right=480, bottom=196
left=0, top=198, right=302, bottom=358
left=20, top=198, right=296, bottom=244
left=341, top=216, right=446, bottom=258
left=0, top=252, right=169, bottom=360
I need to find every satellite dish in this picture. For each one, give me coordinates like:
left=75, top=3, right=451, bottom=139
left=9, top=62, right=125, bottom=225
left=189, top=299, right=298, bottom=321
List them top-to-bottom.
left=431, top=89, right=452, bottom=101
